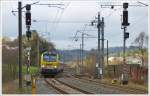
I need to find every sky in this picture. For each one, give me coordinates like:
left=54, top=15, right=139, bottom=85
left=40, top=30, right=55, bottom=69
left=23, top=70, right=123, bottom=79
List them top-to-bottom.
left=1, top=0, right=149, bottom=50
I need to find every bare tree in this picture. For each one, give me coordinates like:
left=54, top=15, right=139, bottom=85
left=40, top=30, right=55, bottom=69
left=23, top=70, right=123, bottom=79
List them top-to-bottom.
left=133, top=32, right=148, bottom=66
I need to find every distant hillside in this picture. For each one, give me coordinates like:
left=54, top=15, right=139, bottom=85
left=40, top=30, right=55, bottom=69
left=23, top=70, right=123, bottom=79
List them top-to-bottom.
left=58, top=46, right=138, bottom=63
left=107, top=46, right=139, bottom=56
left=58, top=49, right=88, bottom=62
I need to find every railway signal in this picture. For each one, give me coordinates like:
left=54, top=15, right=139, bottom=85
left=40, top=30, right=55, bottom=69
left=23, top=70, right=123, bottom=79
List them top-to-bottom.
left=14, top=1, right=65, bottom=89
left=100, top=1, right=148, bottom=85
left=121, top=3, right=130, bottom=85
left=122, top=3, right=130, bottom=26
left=25, top=4, right=32, bottom=40
left=25, top=4, right=31, bottom=26
left=25, top=4, right=32, bottom=85
left=122, top=10, right=129, bottom=26
left=26, top=12, right=31, bottom=25
left=26, top=30, right=31, bottom=39
left=124, top=32, right=129, bottom=39
left=25, top=47, right=31, bottom=86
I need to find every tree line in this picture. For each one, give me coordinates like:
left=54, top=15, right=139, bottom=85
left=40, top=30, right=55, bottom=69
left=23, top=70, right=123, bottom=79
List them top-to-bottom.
left=2, top=30, right=55, bottom=83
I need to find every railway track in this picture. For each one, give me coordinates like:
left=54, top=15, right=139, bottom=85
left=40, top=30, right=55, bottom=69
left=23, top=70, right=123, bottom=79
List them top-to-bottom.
left=74, top=76, right=148, bottom=94
left=44, top=78, right=93, bottom=94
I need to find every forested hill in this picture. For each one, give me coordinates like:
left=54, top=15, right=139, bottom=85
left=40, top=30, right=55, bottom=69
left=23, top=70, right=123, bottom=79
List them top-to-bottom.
left=58, top=46, right=139, bottom=62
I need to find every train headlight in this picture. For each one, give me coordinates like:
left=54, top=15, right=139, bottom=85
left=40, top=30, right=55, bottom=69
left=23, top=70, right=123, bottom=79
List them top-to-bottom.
left=41, top=65, right=45, bottom=68
left=54, top=66, right=57, bottom=68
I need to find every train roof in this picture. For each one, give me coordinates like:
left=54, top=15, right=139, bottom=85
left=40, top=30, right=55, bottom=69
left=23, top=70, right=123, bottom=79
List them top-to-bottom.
left=42, top=50, right=58, bottom=55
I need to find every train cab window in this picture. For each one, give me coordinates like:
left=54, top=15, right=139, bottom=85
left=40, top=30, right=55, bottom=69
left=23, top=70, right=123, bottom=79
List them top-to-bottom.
left=43, top=54, right=57, bottom=62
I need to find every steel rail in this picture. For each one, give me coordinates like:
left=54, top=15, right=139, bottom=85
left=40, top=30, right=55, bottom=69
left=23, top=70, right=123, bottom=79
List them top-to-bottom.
left=74, top=76, right=148, bottom=94
left=44, top=78, right=68, bottom=94
left=45, top=78, right=93, bottom=94
left=55, top=78, right=93, bottom=94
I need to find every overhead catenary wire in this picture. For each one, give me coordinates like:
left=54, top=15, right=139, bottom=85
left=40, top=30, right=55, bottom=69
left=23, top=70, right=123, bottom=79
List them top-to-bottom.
left=10, top=1, right=148, bottom=50
left=11, top=1, right=68, bottom=42
left=49, top=1, right=66, bottom=27
left=50, top=2, right=70, bottom=39
left=101, top=2, right=148, bottom=47
left=53, top=3, right=73, bottom=41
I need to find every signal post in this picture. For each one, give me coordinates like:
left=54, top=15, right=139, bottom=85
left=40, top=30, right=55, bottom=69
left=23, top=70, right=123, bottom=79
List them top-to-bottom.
left=121, top=3, right=130, bottom=85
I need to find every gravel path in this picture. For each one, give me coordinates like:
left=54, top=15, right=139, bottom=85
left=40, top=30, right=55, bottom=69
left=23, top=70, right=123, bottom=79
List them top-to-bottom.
left=58, top=77, right=127, bottom=94
left=36, top=78, right=59, bottom=94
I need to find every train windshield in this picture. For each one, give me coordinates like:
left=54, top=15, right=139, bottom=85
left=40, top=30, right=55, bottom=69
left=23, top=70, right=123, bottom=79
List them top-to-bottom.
left=43, top=54, right=57, bottom=62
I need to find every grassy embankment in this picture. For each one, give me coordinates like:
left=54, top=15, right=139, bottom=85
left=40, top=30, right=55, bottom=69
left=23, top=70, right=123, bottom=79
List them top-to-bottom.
left=22, top=65, right=39, bottom=75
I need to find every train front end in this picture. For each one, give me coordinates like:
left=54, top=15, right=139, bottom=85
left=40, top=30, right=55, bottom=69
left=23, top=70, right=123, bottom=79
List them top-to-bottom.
left=40, top=51, right=62, bottom=76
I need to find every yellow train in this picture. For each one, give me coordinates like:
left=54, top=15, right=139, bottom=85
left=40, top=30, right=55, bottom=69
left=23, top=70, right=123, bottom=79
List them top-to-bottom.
left=40, top=50, right=63, bottom=76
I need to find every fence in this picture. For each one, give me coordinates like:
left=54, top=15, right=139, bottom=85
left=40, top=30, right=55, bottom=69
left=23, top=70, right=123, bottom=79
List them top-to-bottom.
left=107, top=64, right=148, bottom=84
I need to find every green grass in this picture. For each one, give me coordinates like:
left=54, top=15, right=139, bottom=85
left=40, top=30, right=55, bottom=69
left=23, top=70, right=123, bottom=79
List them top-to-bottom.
left=22, top=66, right=39, bottom=75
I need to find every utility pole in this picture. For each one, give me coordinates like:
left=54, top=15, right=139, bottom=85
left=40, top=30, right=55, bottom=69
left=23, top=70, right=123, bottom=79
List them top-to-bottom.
left=18, top=1, right=22, bottom=89
left=91, top=12, right=103, bottom=79
left=91, top=12, right=105, bottom=79
left=97, top=12, right=102, bottom=79
left=97, top=12, right=101, bottom=78
left=101, top=17, right=104, bottom=79
left=74, top=28, right=91, bottom=75
left=81, top=33, right=84, bottom=74
left=37, top=34, right=40, bottom=72
left=106, top=40, right=109, bottom=66
left=80, top=44, right=82, bottom=74
left=77, top=51, right=79, bottom=75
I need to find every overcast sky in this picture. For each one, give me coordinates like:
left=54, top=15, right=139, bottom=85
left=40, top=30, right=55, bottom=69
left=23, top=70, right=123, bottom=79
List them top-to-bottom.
left=1, top=0, right=149, bottom=50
